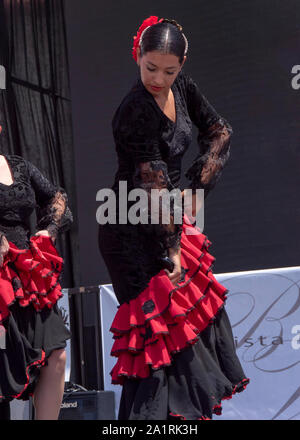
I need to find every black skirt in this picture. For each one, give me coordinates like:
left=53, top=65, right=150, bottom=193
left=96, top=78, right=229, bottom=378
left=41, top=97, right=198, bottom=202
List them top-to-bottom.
left=0, top=300, right=71, bottom=404
left=118, top=307, right=249, bottom=420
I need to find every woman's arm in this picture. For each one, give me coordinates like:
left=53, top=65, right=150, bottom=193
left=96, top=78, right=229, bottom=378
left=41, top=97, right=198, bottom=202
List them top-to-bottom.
left=183, top=73, right=233, bottom=198
left=27, top=161, right=73, bottom=242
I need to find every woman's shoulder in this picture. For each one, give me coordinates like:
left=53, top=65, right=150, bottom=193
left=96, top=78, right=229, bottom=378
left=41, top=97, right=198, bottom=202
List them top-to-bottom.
left=174, top=70, right=198, bottom=97
left=112, top=80, right=160, bottom=131
left=119, top=80, right=158, bottom=112
left=3, top=153, right=29, bottom=170
left=3, top=153, right=25, bottom=163
left=0, top=154, right=32, bottom=181
left=4, top=154, right=43, bottom=177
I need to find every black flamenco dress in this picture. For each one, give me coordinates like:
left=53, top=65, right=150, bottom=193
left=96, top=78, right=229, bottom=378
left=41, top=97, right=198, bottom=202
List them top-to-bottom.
left=98, top=71, right=249, bottom=420
left=0, top=154, right=72, bottom=407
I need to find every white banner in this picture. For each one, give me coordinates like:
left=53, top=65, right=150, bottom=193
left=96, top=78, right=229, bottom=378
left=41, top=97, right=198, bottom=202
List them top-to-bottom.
left=99, top=266, right=300, bottom=420
left=216, top=266, right=300, bottom=420
left=99, top=284, right=122, bottom=419
left=59, top=289, right=71, bottom=383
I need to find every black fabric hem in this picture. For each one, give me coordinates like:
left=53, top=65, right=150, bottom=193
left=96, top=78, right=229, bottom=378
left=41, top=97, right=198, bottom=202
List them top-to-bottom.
left=168, top=377, right=250, bottom=420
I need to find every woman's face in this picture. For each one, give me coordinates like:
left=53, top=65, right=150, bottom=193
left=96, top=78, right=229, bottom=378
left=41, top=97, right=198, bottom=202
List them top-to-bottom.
left=137, top=49, right=186, bottom=98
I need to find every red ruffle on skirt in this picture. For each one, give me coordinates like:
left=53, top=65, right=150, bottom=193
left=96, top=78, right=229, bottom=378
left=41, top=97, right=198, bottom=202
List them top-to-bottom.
left=110, top=214, right=228, bottom=385
left=0, top=235, right=63, bottom=325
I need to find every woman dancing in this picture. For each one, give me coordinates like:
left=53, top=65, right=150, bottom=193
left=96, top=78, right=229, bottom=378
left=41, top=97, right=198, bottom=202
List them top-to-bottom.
left=98, top=16, right=249, bottom=420
left=0, top=125, right=73, bottom=420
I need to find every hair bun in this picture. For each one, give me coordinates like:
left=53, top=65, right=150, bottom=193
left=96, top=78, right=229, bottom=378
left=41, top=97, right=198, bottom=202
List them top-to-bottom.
left=161, top=18, right=183, bottom=32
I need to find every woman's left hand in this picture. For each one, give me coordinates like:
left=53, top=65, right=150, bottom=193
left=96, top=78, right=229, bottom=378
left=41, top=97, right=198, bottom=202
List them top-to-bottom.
left=35, top=229, right=51, bottom=237
left=35, top=230, right=56, bottom=244
left=0, top=233, right=9, bottom=267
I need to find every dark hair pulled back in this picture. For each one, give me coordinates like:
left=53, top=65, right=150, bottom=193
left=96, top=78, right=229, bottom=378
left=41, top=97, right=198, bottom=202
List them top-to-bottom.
left=139, top=18, right=188, bottom=64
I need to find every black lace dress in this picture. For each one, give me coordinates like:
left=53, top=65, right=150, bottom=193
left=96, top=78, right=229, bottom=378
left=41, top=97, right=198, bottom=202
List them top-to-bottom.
left=98, top=71, right=249, bottom=420
left=0, top=154, right=72, bottom=407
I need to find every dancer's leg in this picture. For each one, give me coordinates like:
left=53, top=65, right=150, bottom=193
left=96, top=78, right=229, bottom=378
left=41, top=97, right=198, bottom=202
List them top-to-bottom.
left=33, top=348, right=66, bottom=420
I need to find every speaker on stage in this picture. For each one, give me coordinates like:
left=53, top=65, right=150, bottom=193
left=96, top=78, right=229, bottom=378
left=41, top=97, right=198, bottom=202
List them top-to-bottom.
left=58, top=390, right=115, bottom=420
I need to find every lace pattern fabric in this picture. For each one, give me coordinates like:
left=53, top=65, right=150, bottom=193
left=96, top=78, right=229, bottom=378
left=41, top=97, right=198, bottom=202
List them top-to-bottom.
left=182, top=73, right=233, bottom=197
left=185, top=118, right=232, bottom=196
left=0, top=154, right=73, bottom=250
left=133, top=160, right=182, bottom=251
left=35, top=189, right=73, bottom=239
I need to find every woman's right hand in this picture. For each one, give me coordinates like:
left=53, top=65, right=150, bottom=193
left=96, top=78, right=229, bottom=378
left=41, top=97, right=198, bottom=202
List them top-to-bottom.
left=0, top=233, right=9, bottom=267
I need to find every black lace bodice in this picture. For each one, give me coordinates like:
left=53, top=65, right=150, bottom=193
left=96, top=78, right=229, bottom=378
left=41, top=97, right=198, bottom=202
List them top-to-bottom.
left=110, top=70, right=232, bottom=252
left=0, top=154, right=73, bottom=249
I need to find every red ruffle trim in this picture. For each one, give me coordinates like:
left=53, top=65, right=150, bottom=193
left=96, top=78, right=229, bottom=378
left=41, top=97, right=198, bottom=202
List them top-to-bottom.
left=110, top=214, right=229, bottom=385
left=0, top=235, right=64, bottom=325
left=0, top=350, right=47, bottom=401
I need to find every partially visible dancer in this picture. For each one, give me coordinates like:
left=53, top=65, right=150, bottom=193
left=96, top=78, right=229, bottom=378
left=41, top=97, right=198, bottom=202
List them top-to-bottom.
left=98, top=16, right=249, bottom=419
left=0, top=124, right=73, bottom=419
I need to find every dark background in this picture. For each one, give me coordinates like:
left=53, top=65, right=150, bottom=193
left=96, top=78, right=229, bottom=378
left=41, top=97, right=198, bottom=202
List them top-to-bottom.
left=64, top=0, right=300, bottom=289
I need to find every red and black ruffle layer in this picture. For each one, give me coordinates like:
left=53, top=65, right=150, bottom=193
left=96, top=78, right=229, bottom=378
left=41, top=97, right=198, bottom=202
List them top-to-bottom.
left=110, top=214, right=230, bottom=385
left=0, top=234, right=63, bottom=325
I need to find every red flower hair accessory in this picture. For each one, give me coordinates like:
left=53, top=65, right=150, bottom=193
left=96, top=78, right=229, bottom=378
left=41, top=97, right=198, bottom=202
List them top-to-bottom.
left=132, top=15, right=164, bottom=62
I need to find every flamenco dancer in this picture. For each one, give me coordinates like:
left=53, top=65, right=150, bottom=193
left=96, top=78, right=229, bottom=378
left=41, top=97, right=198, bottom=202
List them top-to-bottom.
left=98, top=16, right=249, bottom=420
left=0, top=125, right=72, bottom=420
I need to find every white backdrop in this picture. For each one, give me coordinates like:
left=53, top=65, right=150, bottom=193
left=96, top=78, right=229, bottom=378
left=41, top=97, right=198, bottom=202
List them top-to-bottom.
left=99, top=266, right=300, bottom=420
left=59, top=289, right=72, bottom=382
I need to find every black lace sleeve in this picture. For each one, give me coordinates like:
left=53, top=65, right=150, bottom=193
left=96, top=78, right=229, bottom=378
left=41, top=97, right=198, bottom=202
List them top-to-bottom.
left=183, top=74, right=233, bottom=198
left=113, top=97, right=182, bottom=252
left=26, top=160, right=73, bottom=239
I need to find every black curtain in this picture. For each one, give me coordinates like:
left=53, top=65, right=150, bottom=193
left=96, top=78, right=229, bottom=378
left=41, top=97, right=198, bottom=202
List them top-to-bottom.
left=0, top=0, right=81, bottom=386
left=0, top=0, right=79, bottom=288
